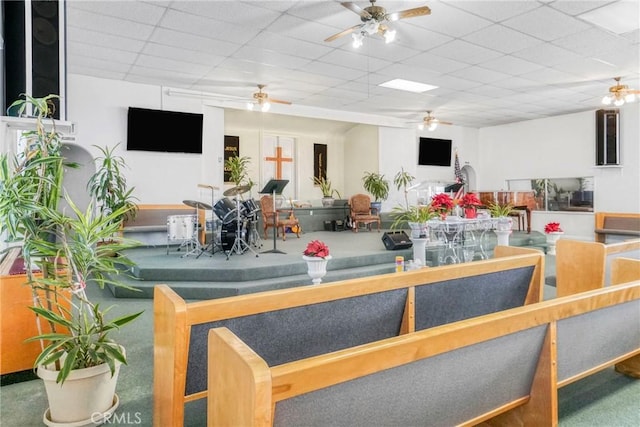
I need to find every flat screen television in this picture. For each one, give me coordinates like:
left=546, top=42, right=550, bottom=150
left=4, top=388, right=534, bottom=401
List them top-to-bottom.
left=127, top=107, right=203, bottom=154
left=418, top=137, right=452, bottom=166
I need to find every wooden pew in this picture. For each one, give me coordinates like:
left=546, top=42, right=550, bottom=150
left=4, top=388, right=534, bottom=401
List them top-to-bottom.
left=594, top=212, right=640, bottom=243
left=555, top=238, right=640, bottom=297
left=153, top=247, right=544, bottom=426
left=207, top=266, right=640, bottom=426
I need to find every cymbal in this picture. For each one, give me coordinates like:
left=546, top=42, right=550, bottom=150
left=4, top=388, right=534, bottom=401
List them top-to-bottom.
left=223, top=185, right=251, bottom=197
left=183, top=199, right=212, bottom=210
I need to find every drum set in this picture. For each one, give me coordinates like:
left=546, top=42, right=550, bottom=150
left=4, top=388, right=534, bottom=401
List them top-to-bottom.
left=168, top=184, right=262, bottom=260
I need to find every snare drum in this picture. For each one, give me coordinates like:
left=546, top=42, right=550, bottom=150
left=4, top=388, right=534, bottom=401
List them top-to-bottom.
left=167, top=215, right=197, bottom=241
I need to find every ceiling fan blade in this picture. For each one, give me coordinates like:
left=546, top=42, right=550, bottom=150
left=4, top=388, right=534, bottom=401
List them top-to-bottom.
left=341, top=2, right=372, bottom=19
left=387, top=5, right=431, bottom=21
left=324, top=24, right=362, bottom=42
left=270, top=98, right=292, bottom=105
left=439, top=120, right=453, bottom=125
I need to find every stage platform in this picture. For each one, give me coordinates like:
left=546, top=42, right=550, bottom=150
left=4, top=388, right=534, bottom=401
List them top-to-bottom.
left=109, top=229, right=547, bottom=300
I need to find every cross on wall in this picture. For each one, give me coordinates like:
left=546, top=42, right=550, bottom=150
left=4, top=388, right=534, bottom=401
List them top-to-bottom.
left=265, top=146, right=293, bottom=179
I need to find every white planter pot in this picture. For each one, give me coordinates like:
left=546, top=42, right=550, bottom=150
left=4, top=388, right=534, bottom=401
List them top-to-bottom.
left=321, top=197, right=334, bottom=207
left=407, top=222, right=428, bottom=239
left=546, top=232, right=564, bottom=255
left=303, top=255, right=332, bottom=284
left=38, top=354, right=122, bottom=426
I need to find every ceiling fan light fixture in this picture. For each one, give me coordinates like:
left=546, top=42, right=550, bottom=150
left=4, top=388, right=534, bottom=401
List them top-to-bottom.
left=363, top=19, right=380, bottom=35
left=383, top=28, right=396, bottom=43
left=352, top=32, right=364, bottom=48
left=624, top=93, right=636, bottom=103
left=601, top=95, right=612, bottom=105
left=613, top=98, right=624, bottom=107
left=261, top=101, right=271, bottom=112
left=246, top=102, right=254, bottom=111
left=428, top=122, right=438, bottom=131
left=418, top=123, right=424, bottom=130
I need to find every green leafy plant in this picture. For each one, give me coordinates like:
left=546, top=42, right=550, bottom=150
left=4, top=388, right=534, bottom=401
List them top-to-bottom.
left=0, top=94, right=142, bottom=385
left=86, top=143, right=137, bottom=228
left=225, top=155, right=251, bottom=187
left=394, top=168, right=415, bottom=210
left=362, top=171, right=390, bottom=202
left=313, top=176, right=340, bottom=198
left=488, top=202, right=514, bottom=217
left=390, top=204, right=437, bottom=230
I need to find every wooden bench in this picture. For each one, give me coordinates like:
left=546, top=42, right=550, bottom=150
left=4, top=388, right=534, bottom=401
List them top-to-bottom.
left=122, top=204, right=197, bottom=246
left=595, top=212, right=640, bottom=243
left=556, top=238, right=640, bottom=297
left=153, top=246, right=544, bottom=426
left=207, top=259, right=640, bottom=426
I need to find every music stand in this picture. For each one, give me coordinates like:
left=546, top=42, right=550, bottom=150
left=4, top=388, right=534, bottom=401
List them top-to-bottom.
left=259, top=179, right=289, bottom=254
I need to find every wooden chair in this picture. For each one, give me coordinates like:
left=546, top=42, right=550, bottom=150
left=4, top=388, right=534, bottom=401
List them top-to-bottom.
left=349, top=193, right=380, bottom=233
left=259, top=195, right=300, bottom=241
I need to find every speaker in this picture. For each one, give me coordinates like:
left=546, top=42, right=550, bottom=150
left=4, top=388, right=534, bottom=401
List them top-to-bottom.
left=2, top=0, right=65, bottom=119
left=596, top=109, right=619, bottom=166
left=382, top=231, right=413, bottom=251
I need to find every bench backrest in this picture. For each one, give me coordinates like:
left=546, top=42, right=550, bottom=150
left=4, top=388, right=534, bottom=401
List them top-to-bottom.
left=123, top=204, right=195, bottom=228
left=603, top=216, right=640, bottom=231
left=556, top=239, right=640, bottom=297
left=154, top=247, right=544, bottom=426
left=208, top=275, right=640, bottom=426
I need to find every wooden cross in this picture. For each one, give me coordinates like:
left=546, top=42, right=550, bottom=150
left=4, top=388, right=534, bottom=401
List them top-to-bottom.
left=265, top=146, right=293, bottom=179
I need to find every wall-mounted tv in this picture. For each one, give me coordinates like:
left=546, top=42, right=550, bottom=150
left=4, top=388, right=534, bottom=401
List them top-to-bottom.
left=127, top=107, right=203, bottom=154
left=418, top=137, right=452, bottom=166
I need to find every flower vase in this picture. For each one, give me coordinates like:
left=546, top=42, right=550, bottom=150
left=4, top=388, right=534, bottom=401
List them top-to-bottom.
left=464, top=208, right=477, bottom=219
left=546, top=232, right=564, bottom=255
left=303, top=255, right=331, bottom=284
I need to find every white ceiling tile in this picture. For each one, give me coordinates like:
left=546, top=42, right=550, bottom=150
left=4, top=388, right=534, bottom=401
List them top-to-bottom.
left=67, top=0, right=167, bottom=25
left=448, top=0, right=542, bottom=22
left=578, top=0, right=640, bottom=34
left=169, top=1, right=282, bottom=27
left=549, top=1, right=617, bottom=16
left=417, top=2, right=493, bottom=37
left=502, top=6, right=592, bottom=41
left=67, top=7, right=156, bottom=40
left=159, top=9, right=260, bottom=44
left=267, top=14, right=345, bottom=44
left=395, top=22, right=454, bottom=50
left=463, top=24, right=543, bottom=54
left=66, top=27, right=146, bottom=53
left=552, top=27, right=635, bottom=57
left=148, top=28, right=242, bottom=56
left=247, top=32, right=334, bottom=60
left=346, top=39, right=422, bottom=63
left=429, top=40, right=504, bottom=65
left=67, top=41, right=139, bottom=65
left=142, top=43, right=227, bottom=67
left=512, top=43, right=583, bottom=66
left=231, top=45, right=312, bottom=70
left=316, top=49, right=393, bottom=73
left=403, top=52, right=469, bottom=73
left=135, top=54, right=211, bottom=76
left=479, top=55, right=545, bottom=75
left=68, top=56, right=131, bottom=73
left=550, top=57, right=621, bottom=80
left=303, top=61, right=367, bottom=80
left=376, top=63, right=441, bottom=83
left=128, top=65, right=202, bottom=84
left=450, top=66, right=514, bottom=84
left=68, top=67, right=126, bottom=81
left=519, top=67, right=585, bottom=86
left=428, top=74, right=485, bottom=91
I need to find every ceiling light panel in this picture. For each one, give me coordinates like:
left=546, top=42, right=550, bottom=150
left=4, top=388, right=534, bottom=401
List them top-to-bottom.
left=379, top=79, right=438, bottom=93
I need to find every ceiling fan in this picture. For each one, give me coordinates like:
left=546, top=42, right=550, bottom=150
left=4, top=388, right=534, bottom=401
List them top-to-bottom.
left=325, top=1, right=431, bottom=46
left=602, top=77, right=639, bottom=107
left=247, top=84, right=292, bottom=112
left=418, top=111, right=452, bottom=131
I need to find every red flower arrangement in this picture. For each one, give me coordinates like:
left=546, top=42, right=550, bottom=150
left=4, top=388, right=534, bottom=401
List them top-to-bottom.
left=430, top=193, right=454, bottom=212
left=458, top=193, right=482, bottom=209
left=544, top=222, right=563, bottom=233
left=303, top=240, right=330, bottom=258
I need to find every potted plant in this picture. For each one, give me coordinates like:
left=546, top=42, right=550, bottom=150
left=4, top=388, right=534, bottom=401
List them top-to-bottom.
left=0, top=94, right=142, bottom=425
left=86, top=143, right=138, bottom=236
left=225, top=155, right=251, bottom=187
left=393, top=167, right=415, bottom=210
left=362, top=171, right=390, bottom=213
left=313, top=176, right=340, bottom=207
left=430, top=193, right=454, bottom=220
left=458, top=193, right=482, bottom=219
left=488, top=202, right=514, bottom=245
left=390, top=204, right=437, bottom=238
left=544, top=221, right=564, bottom=255
left=302, top=240, right=331, bottom=284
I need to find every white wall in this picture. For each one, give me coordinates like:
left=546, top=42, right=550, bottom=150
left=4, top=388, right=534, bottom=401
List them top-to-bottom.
left=478, top=103, right=639, bottom=239
left=344, top=124, right=378, bottom=199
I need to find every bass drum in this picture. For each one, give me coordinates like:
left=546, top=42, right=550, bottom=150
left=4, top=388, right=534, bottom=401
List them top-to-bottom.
left=213, top=198, right=242, bottom=224
left=220, top=223, right=246, bottom=252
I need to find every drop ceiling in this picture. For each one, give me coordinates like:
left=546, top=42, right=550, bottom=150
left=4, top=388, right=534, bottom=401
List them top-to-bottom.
left=65, top=0, right=640, bottom=128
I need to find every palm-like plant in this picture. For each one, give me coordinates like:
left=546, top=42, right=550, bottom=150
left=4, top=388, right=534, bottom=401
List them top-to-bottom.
left=394, top=168, right=415, bottom=210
